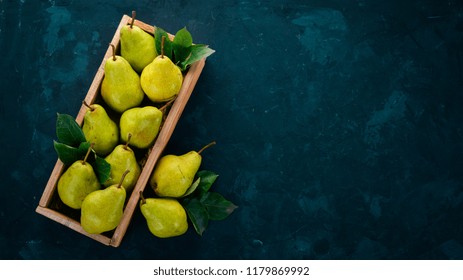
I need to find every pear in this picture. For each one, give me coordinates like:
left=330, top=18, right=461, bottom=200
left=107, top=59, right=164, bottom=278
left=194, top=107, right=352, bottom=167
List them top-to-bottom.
left=120, top=11, right=157, bottom=73
left=140, top=36, right=183, bottom=102
left=101, top=44, right=144, bottom=113
left=82, top=102, right=118, bottom=156
left=119, top=106, right=163, bottom=149
left=104, top=133, right=141, bottom=192
left=150, top=141, right=216, bottom=197
left=57, top=145, right=100, bottom=209
left=81, top=170, right=129, bottom=234
left=139, top=192, right=188, bottom=238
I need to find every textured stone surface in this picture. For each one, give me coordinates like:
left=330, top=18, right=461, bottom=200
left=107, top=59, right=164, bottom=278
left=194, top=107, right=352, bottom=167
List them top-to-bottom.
left=1, top=0, right=463, bottom=259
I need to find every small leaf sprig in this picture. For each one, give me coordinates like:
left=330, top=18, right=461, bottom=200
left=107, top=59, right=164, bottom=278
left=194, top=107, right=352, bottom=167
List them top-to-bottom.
left=154, top=26, right=215, bottom=72
left=53, top=113, right=111, bottom=184
left=180, top=170, right=238, bottom=236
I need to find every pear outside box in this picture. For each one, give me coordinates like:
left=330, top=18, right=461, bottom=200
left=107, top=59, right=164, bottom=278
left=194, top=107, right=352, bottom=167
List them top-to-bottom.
left=36, top=15, right=207, bottom=247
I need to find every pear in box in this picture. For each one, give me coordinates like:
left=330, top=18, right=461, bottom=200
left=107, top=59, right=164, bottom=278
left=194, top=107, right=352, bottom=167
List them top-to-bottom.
left=120, top=11, right=157, bottom=73
left=140, top=36, right=183, bottom=102
left=101, top=44, right=144, bottom=113
left=82, top=102, right=118, bottom=156
left=57, top=145, right=100, bottom=209
left=81, top=170, right=130, bottom=234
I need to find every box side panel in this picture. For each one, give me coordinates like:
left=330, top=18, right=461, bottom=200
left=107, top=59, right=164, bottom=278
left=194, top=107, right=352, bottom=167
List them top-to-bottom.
left=37, top=14, right=208, bottom=248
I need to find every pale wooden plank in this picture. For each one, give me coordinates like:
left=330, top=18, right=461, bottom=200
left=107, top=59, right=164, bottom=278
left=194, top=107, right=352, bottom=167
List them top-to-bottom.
left=38, top=159, right=64, bottom=207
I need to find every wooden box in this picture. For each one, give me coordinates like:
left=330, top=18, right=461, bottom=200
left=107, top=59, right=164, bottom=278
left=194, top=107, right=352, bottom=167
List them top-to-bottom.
left=36, top=15, right=206, bottom=247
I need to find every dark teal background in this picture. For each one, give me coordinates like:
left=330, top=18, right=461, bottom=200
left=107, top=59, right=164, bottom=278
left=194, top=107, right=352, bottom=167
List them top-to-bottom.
left=1, top=0, right=463, bottom=259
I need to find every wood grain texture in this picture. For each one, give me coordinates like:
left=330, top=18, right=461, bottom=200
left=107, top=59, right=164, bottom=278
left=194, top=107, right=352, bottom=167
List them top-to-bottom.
left=36, top=14, right=207, bottom=247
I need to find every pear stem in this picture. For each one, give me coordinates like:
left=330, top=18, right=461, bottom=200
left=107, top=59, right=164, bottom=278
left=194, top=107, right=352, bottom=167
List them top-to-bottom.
left=130, top=10, right=136, bottom=28
left=161, top=36, right=165, bottom=59
left=110, top=44, right=116, bottom=61
left=159, top=98, right=176, bottom=113
left=82, top=100, right=95, bottom=111
left=124, top=133, right=132, bottom=150
left=198, top=141, right=216, bottom=155
left=83, top=143, right=94, bottom=165
left=118, top=170, right=130, bottom=189
left=139, top=191, right=146, bottom=205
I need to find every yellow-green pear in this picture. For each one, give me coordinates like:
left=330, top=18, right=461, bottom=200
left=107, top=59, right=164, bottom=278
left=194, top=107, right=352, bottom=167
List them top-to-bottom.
left=120, top=11, right=157, bottom=73
left=140, top=37, right=183, bottom=102
left=101, top=44, right=144, bottom=113
left=82, top=102, right=118, bottom=156
left=120, top=106, right=163, bottom=149
left=104, top=133, right=141, bottom=192
left=150, top=142, right=216, bottom=197
left=57, top=146, right=100, bottom=209
left=81, top=170, right=129, bottom=234
left=139, top=192, right=188, bottom=238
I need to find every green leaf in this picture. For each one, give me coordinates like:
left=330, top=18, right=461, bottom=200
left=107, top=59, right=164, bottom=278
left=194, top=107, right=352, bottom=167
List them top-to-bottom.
left=155, top=27, right=173, bottom=60
left=173, top=27, right=193, bottom=63
left=174, top=27, right=193, bottom=47
left=179, top=44, right=215, bottom=71
left=56, top=113, right=86, bottom=146
left=53, top=141, right=90, bottom=165
left=78, top=141, right=92, bottom=154
left=93, top=156, right=111, bottom=185
left=196, top=170, right=219, bottom=194
left=181, top=177, right=201, bottom=198
left=200, top=192, right=238, bottom=221
left=182, top=198, right=209, bottom=236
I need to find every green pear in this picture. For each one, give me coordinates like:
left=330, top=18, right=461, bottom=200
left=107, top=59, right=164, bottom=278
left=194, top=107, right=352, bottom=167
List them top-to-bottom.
left=120, top=11, right=157, bottom=73
left=140, top=36, right=183, bottom=102
left=101, top=44, right=144, bottom=113
left=82, top=102, right=119, bottom=156
left=119, top=106, right=163, bottom=149
left=104, top=133, right=141, bottom=192
left=150, top=142, right=216, bottom=197
left=57, top=146, right=100, bottom=209
left=81, top=170, right=129, bottom=234
left=139, top=192, right=188, bottom=238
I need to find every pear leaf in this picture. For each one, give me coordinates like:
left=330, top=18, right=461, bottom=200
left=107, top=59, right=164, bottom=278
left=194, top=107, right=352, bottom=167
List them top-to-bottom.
left=154, top=27, right=173, bottom=60
left=173, top=27, right=193, bottom=63
left=174, top=27, right=193, bottom=47
left=179, top=44, right=215, bottom=71
left=56, top=113, right=86, bottom=146
left=53, top=141, right=90, bottom=165
left=78, top=141, right=92, bottom=154
left=93, top=155, right=111, bottom=185
left=196, top=170, right=219, bottom=194
left=181, top=177, right=201, bottom=198
left=200, top=192, right=238, bottom=221
left=182, top=198, right=209, bottom=236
